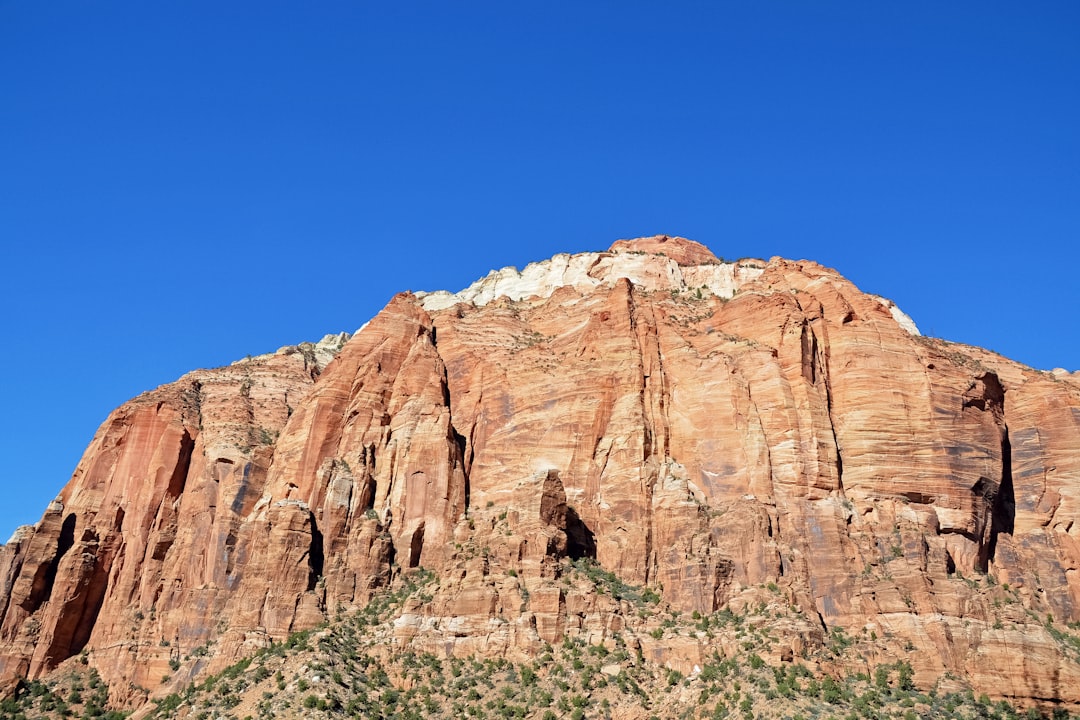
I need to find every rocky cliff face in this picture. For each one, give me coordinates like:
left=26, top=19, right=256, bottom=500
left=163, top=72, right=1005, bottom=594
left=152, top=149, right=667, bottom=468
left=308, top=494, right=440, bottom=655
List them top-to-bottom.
left=2, top=237, right=1078, bottom=712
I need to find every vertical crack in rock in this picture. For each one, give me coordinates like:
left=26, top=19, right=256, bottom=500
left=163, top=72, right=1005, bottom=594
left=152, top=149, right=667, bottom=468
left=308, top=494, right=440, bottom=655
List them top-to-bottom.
left=627, top=280, right=670, bottom=460
left=626, top=283, right=657, bottom=582
left=431, top=316, right=470, bottom=528
left=800, top=320, right=818, bottom=385
left=817, top=326, right=844, bottom=495
left=653, top=352, right=672, bottom=460
left=961, top=371, right=1011, bottom=573
left=239, top=372, right=257, bottom=447
left=463, top=388, right=480, bottom=477
left=987, top=425, right=1015, bottom=569
left=145, top=426, right=193, bottom=578
left=454, top=428, right=471, bottom=513
left=166, top=430, right=195, bottom=502
left=358, top=444, right=377, bottom=512
left=306, top=512, right=324, bottom=592
left=26, top=514, right=76, bottom=613
left=408, top=523, right=425, bottom=568
left=35, top=525, right=120, bottom=669
left=224, top=530, right=239, bottom=577
left=67, top=535, right=116, bottom=658
left=0, top=547, right=24, bottom=626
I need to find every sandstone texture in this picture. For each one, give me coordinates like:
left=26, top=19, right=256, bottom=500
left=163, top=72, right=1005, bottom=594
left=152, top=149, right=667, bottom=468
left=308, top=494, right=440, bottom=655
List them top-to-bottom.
left=1, top=237, right=1078, bottom=711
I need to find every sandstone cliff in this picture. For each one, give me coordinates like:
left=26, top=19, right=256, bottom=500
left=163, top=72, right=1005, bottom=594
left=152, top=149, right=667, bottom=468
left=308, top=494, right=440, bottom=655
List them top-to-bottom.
left=1, top=237, right=1078, bottom=712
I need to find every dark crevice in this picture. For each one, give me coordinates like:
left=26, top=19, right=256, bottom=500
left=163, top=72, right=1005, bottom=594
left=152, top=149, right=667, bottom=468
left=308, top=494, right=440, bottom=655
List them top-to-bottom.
left=800, top=322, right=818, bottom=384
left=962, top=372, right=1005, bottom=413
left=465, top=423, right=477, bottom=476
left=987, top=426, right=1015, bottom=567
left=453, top=427, right=470, bottom=512
left=166, top=430, right=195, bottom=500
left=358, top=444, right=378, bottom=512
left=835, top=447, right=844, bottom=496
left=358, top=475, right=377, bottom=513
left=972, top=477, right=992, bottom=502
left=903, top=491, right=935, bottom=505
left=565, top=507, right=596, bottom=561
left=306, top=512, right=324, bottom=591
left=27, top=514, right=78, bottom=612
left=56, top=515, right=77, bottom=562
left=408, top=523, right=426, bottom=568
left=28, top=525, right=118, bottom=669
left=224, top=531, right=239, bottom=576
left=150, top=534, right=174, bottom=562
left=67, top=539, right=115, bottom=657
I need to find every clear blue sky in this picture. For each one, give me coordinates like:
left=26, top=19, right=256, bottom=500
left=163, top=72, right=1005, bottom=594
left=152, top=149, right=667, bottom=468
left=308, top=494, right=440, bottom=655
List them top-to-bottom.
left=2, top=2, right=1078, bottom=540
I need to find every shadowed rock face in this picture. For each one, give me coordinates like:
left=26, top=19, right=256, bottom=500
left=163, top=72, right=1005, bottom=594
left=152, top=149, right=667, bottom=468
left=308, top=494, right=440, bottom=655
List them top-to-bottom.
left=2, top=237, right=1079, bottom=709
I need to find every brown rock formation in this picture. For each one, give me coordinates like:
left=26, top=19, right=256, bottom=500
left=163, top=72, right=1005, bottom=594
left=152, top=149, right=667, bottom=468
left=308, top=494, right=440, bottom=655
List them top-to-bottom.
left=1, top=237, right=1078, bottom=711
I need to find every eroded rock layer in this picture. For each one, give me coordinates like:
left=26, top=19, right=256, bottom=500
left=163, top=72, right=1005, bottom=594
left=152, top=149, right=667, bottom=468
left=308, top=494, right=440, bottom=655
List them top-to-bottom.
left=1, top=237, right=1078, bottom=710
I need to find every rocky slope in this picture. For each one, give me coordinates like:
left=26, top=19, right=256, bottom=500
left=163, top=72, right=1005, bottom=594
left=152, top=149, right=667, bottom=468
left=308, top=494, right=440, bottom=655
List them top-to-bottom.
left=1, top=236, right=1078, bottom=715
left=5, top=568, right=1053, bottom=720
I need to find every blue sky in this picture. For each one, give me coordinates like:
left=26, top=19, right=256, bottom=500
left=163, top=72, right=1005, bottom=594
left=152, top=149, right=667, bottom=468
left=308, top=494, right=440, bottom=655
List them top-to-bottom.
left=2, top=2, right=1078, bottom=540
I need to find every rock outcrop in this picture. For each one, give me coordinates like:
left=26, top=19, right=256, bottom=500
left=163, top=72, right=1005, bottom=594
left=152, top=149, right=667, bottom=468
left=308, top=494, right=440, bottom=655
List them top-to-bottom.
left=1, top=237, right=1078, bottom=711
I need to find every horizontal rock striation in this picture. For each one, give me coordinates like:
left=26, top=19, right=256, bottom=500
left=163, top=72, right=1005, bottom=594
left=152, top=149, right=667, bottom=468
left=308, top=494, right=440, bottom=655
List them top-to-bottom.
left=1, top=237, right=1078, bottom=710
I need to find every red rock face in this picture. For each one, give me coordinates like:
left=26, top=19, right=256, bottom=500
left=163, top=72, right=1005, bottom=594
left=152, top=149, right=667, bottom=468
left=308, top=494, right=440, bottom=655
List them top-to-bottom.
left=1, top=237, right=1078, bottom=709
left=0, top=335, right=345, bottom=696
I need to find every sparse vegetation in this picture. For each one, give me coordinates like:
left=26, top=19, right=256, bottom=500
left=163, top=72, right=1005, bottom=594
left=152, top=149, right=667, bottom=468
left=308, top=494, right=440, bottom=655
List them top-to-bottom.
left=3, top=563, right=1075, bottom=720
left=34, top=565, right=1047, bottom=720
